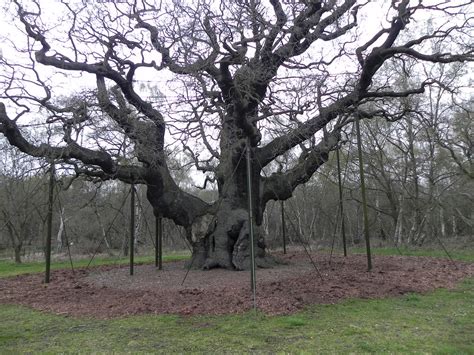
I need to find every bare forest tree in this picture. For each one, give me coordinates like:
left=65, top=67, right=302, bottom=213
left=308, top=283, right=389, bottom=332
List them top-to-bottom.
left=0, top=0, right=472, bottom=269
left=0, top=140, right=46, bottom=262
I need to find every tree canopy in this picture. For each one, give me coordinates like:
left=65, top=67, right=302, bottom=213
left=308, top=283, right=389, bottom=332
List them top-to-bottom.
left=0, top=0, right=472, bottom=269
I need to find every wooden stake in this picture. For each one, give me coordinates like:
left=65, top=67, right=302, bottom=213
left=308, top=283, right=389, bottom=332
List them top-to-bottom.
left=355, top=116, right=372, bottom=271
left=246, top=138, right=257, bottom=310
left=336, top=149, right=348, bottom=257
left=45, top=162, right=55, bottom=283
left=130, top=183, right=135, bottom=276
left=281, top=201, right=287, bottom=254
left=156, top=216, right=163, bottom=270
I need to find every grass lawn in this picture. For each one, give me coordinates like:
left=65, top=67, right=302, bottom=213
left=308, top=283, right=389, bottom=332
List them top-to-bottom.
left=0, top=248, right=473, bottom=353
left=0, top=252, right=190, bottom=278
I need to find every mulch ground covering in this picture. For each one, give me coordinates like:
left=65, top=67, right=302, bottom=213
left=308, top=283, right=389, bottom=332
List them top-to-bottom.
left=1, top=252, right=473, bottom=318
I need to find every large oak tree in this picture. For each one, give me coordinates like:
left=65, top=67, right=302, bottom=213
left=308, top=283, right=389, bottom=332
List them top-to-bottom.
left=0, top=0, right=472, bottom=269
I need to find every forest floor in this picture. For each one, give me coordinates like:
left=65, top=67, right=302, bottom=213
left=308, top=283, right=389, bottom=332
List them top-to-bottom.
left=0, top=251, right=473, bottom=318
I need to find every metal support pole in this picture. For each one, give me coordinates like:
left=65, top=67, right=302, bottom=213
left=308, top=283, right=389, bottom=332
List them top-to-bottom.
left=355, top=116, right=372, bottom=271
left=246, top=138, right=257, bottom=310
left=336, top=149, right=347, bottom=257
left=45, top=162, right=55, bottom=283
left=130, top=183, right=135, bottom=276
left=281, top=201, right=287, bottom=254
left=156, top=216, right=163, bottom=270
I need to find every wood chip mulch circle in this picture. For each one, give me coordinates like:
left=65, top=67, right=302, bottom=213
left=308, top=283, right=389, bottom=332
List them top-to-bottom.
left=1, top=252, right=472, bottom=318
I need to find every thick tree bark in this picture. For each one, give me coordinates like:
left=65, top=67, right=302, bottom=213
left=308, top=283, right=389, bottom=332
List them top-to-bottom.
left=175, top=120, right=275, bottom=270
left=185, top=204, right=274, bottom=270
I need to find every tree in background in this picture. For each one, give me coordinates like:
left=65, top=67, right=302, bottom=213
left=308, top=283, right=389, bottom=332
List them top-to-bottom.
left=0, top=0, right=472, bottom=269
left=0, top=140, right=46, bottom=263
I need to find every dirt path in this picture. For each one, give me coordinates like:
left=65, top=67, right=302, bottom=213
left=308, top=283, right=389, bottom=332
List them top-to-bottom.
left=1, top=252, right=472, bottom=318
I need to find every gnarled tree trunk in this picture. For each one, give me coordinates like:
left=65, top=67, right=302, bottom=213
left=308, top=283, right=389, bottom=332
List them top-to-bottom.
left=147, top=124, right=275, bottom=270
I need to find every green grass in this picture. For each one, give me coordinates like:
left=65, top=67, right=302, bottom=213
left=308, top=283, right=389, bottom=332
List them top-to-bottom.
left=0, top=248, right=473, bottom=353
left=0, top=252, right=190, bottom=278
left=0, top=279, right=472, bottom=353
